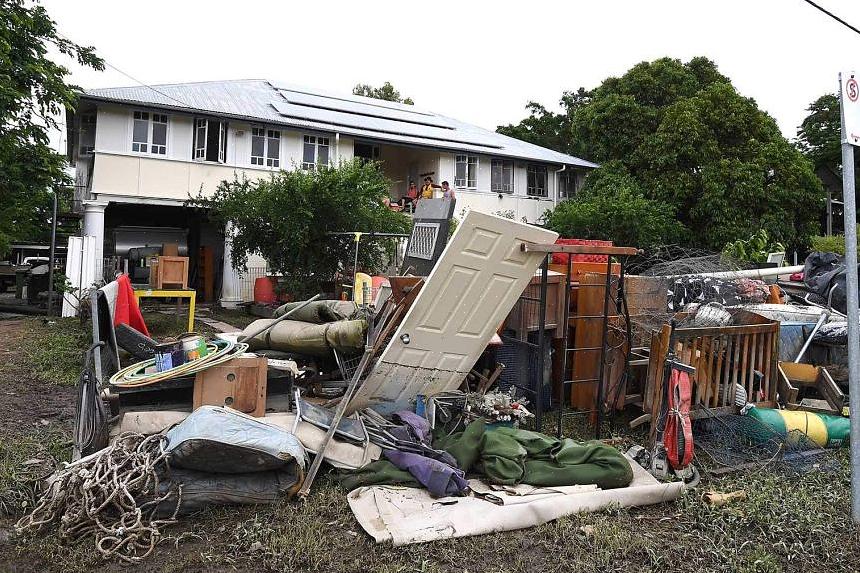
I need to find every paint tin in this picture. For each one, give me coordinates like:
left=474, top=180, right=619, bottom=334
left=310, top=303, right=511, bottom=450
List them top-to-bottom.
left=179, top=333, right=209, bottom=362
left=154, top=341, right=185, bottom=372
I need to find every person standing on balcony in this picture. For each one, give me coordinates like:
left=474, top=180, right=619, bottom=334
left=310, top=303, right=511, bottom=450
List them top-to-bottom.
left=421, top=176, right=441, bottom=199
left=441, top=181, right=455, bottom=200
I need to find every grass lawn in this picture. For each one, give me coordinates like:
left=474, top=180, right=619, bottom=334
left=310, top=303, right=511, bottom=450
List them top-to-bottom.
left=0, top=312, right=858, bottom=572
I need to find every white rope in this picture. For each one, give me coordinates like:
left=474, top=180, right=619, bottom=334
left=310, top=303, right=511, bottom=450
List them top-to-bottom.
left=16, top=433, right=182, bottom=563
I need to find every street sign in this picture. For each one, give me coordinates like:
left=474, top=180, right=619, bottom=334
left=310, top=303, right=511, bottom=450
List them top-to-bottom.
left=838, top=71, right=860, bottom=523
left=841, top=71, right=860, bottom=145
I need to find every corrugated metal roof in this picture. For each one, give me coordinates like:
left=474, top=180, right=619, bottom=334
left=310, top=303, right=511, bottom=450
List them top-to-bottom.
left=83, top=79, right=597, bottom=168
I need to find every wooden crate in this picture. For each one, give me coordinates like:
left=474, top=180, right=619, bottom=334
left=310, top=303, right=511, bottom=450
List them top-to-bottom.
left=149, top=256, right=189, bottom=289
left=193, top=355, right=267, bottom=417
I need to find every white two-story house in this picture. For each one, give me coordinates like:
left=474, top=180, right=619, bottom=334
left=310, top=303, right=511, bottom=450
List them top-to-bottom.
left=66, top=79, right=595, bottom=306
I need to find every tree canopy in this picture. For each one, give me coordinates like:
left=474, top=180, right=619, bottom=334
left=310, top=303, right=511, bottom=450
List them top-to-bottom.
left=0, top=0, right=103, bottom=256
left=502, top=57, right=823, bottom=251
left=352, top=81, right=414, bottom=105
left=796, top=93, right=840, bottom=174
left=194, top=160, right=411, bottom=297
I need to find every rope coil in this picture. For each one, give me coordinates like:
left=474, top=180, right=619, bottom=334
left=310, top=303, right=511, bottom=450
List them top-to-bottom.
left=16, top=432, right=182, bottom=563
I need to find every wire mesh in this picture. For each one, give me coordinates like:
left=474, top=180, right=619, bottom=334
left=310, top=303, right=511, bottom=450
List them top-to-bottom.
left=693, top=412, right=839, bottom=475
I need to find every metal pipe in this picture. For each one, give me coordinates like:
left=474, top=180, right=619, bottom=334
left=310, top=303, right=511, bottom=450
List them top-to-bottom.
left=839, top=70, right=860, bottom=523
left=46, top=190, right=58, bottom=317
left=659, top=265, right=803, bottom=280
left=237, top=294, right=321, bottom=342
left=793, top=310, right=830, bottom=363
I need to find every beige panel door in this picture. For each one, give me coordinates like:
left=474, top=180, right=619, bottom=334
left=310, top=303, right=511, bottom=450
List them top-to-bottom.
left=348, top=210, right=558, bottom=414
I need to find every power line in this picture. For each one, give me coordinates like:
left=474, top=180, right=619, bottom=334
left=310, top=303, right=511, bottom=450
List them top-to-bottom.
left=802, top=0, right=860, bottom=36
left=56, top=32, right=191, bottom=108
left=99, top=60, right=191, bottom=109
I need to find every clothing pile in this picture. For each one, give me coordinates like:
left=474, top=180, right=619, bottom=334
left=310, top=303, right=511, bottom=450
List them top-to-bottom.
left=341, top=417, right=633, bottom=496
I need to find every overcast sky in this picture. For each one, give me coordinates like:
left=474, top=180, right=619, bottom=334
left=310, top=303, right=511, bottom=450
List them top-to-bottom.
left=42, top=0, right=860, bottom=151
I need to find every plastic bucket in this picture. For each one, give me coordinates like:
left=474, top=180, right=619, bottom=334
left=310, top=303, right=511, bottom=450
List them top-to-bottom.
left=254, top=277, right=277, bottom=304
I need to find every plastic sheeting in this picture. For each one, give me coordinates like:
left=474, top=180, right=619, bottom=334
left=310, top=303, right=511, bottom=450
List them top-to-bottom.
left=241, top=318, right=366, bottom=357
left=164, top=406, right=307, bottom=473
left=113, top=409, right=381, bottom=470
left=348, top=456, right=684, bottom=545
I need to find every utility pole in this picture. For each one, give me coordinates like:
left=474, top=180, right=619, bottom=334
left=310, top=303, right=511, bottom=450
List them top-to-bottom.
left=838, top=71, right=860, bottom=523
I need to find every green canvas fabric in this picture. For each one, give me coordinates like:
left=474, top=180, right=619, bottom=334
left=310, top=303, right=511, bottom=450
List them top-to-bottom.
left=433, top=417, right=486, bottom=472
left=340, top=418, right=633, bottom=492
left=338, top=460, right=419, bottom=491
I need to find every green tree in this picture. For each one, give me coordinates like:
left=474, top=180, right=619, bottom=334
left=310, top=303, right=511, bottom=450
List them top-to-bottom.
left=0, top=0, right=104, bottom=256
left=537, top=57, right=822, bottom=250
left=352, top=81, right=414, bottom=105
left=496, top=88, right=590, bottom=156
left=796, top=93, right=840, bottom=172
left=194, top=160, right=411, bottom=297
left=543, top=161, right=686, bottom=248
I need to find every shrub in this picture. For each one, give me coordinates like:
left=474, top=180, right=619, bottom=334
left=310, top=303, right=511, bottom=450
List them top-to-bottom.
left=193, top=160, right=411, bottom=297
left=543, top=161, right=687, bottom=248
left=810, top=234, right=851, bottom=255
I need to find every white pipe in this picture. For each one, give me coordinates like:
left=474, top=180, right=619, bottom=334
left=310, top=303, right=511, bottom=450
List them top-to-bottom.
left=554, top=164, right=566, bottom=208
left=660, top=264, right=804, bottom=280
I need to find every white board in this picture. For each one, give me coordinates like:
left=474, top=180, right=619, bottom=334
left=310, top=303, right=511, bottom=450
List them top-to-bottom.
left=348, top=210, right=558, bottom=414
left=62, top=235, right=99, bottom=317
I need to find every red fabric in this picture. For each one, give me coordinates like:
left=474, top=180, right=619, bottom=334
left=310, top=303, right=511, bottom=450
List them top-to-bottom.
left=113, top=274, right=149, bottom=336
left=664, top=368, right=693, bottom=470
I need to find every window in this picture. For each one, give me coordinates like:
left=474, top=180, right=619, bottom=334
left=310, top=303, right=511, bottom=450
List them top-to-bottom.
left=132, top=111, right=168, bottom=155
left=79, top=113, right=96, bottom=156
left=193, top=118, right=227, bottom=163
left=251, top=127, right=280, bottom=167
left=302, top=135, right=330, bottom=170
left=354, top=141, right=380, bottom=164
left=455, top=154, right=477, bottom=188
left=491, top=159, right=514, bottom=193
left=527, top=164, right=548, bottom=197
left=559, top=170, right=578, bottom=199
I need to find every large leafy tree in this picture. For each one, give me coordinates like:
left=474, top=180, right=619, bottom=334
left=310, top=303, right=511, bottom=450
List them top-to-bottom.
left=0, top=0, right=103, bottom=256
left=507, top=57, right=823, bottom=250
left=352, top=81, right=414, bottom=105
left=497, top=88, right=590, bottom=156
left=796, top=93, right=841, bottom=173
left=195, top=160, right=411, bottom=297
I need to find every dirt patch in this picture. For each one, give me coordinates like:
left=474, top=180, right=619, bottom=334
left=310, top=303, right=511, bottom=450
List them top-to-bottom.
left=0, top=319, right=76, bottom=437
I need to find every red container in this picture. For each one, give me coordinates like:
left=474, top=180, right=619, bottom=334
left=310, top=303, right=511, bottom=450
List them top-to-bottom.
left=551, top=238, right=613, bottom=265
left=253, top=276, right=277, bottom=304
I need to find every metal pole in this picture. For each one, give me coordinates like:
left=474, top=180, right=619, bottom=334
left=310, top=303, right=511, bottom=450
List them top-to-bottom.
left=839, top=71, right=860, bottom=523
left=46, top=190, right=58, bottom=317
left=534, top=255, right=548, bottom=431
left=594, top=256, right=614, bottom=440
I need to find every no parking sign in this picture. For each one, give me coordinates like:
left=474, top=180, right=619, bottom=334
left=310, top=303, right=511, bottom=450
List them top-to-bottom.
left=841, top=71, right=860, bottom=144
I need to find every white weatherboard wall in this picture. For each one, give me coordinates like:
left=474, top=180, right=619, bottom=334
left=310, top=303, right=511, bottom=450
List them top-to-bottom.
left=62, top=235, right=99, bottom=317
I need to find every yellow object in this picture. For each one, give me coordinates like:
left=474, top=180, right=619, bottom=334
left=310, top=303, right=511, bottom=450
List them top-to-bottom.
left=421, top=184, right=434, bottom=199
left=353, top=273, right=372, bottom=305
left=133, top=288, right=196, bottom=332
left=779, top=409, right=829, bottom=448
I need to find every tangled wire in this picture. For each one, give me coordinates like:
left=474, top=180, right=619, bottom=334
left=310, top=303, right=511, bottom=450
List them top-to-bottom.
left=15, top=432, right=182, bottom=563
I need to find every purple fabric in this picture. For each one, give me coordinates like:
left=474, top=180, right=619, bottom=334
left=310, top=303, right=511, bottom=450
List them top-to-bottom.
left=392, top=410, right=432, bottom=443
left=384, top=450, right=469, bottom=497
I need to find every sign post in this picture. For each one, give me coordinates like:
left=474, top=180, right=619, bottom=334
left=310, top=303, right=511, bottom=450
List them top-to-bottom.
left=839, top=71, right=860, bottom=523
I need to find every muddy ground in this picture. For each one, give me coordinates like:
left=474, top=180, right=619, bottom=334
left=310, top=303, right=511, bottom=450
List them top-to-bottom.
left=1, top=314, right=859, bottom=573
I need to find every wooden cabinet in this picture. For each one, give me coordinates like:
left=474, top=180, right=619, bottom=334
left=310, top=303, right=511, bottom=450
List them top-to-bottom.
left=148, top=256, right=189, bottom=289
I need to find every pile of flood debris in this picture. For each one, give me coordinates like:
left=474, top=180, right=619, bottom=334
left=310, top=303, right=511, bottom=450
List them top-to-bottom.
left=13, top=208, right=857, bottom=561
